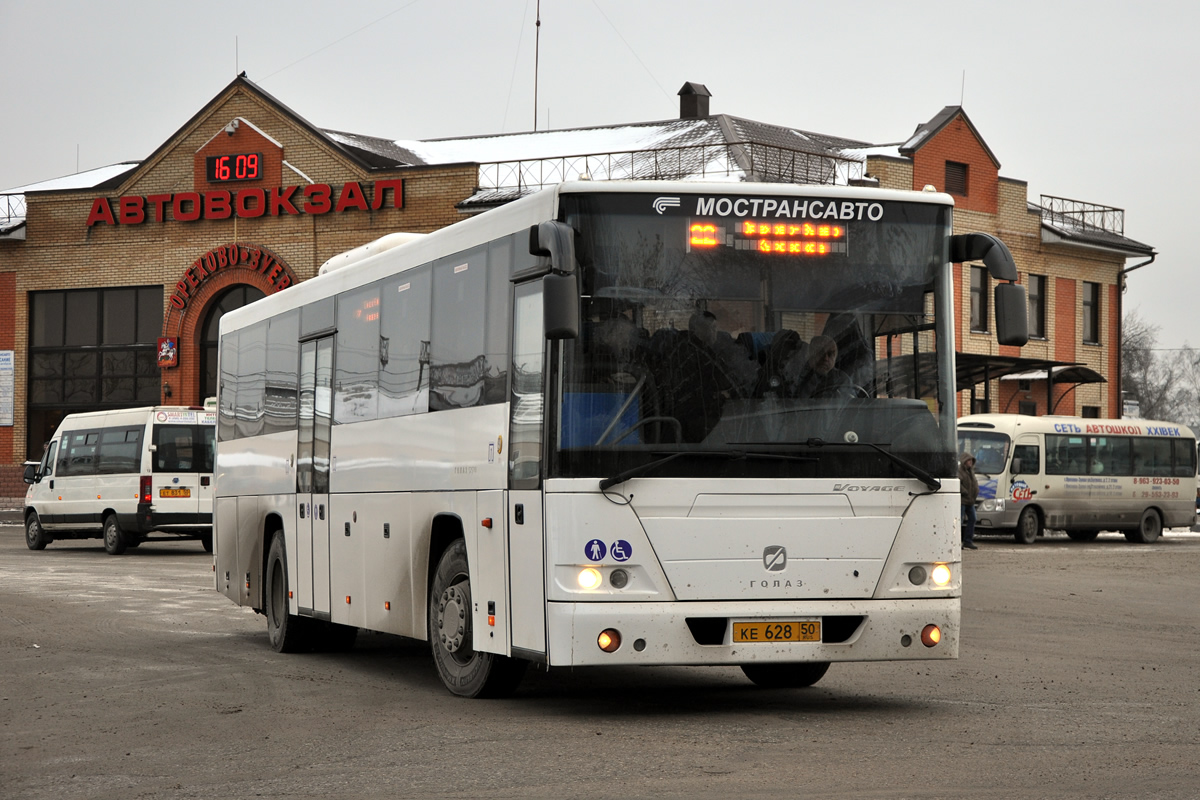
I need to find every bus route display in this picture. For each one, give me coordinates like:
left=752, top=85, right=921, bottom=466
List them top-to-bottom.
left=688, top=219, right=848, bottom=255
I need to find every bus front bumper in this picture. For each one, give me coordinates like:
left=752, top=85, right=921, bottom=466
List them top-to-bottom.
left=545, top=598, right=959, bottom=667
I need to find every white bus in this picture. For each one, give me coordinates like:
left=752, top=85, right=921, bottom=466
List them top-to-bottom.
left=214, top=180, right=1027, bottom=697
left=957, top=414, right=1197, bottom=544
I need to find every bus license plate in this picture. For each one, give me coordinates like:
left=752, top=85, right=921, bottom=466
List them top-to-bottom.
left=159, top=488, right=191, bottom=498
left=733, top=620, right=820, bottom=643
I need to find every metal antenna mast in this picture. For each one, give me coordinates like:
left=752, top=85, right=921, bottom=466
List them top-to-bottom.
left=534, top=0, right=541, bottom=131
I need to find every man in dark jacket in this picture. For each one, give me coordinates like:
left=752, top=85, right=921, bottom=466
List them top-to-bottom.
left=959, top=452, right=979, bottom=550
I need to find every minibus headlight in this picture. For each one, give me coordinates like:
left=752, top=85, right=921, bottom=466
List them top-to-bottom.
left=980, top=498, right=1005, bottom=512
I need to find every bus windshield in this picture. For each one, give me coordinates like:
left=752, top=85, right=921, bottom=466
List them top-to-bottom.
left=553, top=192, right=956, bottom=483
left=957, top=431, right=1012, bottom=476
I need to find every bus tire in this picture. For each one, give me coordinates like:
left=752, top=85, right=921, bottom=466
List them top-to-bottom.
left=1015, top=507, right=1041, bottom=545
left=1126, top=509, right=1162, bottom=544
left=25, top=512, right=49, bottom=551
left=103, top=514, right=127, bottom=555
left=1066, top=529, right=1100, bottom=542
left=266, top=530, right=313, bottom=653
left=200, top=533, right=213, bottom=553
left=429, top=539, right=527, bottom=698
left=741, top=662, right=830, bottom=688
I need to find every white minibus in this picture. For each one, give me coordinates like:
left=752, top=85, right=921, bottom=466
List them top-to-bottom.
left=24, top=406, right=217, bottom=554
left=957, top=414, right=1196, bottom=544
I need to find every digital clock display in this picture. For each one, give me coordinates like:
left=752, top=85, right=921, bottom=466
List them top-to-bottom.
left=206, top=153, right=262, bottom=182
left=688, top=219, right=848, bottom=256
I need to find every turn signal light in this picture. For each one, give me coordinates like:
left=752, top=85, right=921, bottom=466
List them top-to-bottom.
left=921, top=624, right=942, bottom=647
left=598, top=629, right=622, bottom=653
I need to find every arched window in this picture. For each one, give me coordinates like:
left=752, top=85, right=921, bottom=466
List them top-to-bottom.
left=199, top=286, right=265, bottom=401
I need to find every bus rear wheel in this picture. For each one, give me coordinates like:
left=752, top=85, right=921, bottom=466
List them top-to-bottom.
left=1015, top=507, right=1041, bottom=545
left=1125, top=509, right=1162, bottom=544
left=266, top=531, right=313, bottom=653
left=428, top=539, right=527, bottom=698
left=741, top=662, right=830, bottom=688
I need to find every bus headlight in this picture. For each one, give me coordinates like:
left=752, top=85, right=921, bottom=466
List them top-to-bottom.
left=979, top=498, right=1004, bottom=512
left=930, top=564, right=952, bottom=587
left=577, top=568, right=603, bottom=590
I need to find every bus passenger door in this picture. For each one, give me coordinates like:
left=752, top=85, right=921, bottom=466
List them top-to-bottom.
left=508, top=282, right=547, bottom=657
left=297, top=337, right=333, bottom=618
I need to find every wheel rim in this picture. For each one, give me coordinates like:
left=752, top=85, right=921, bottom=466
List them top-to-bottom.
left=1020, top=511, right=1036, bottom=539
left=26, top=518, right=39, bottom=546
left=105, top=522, right=117, bottom=548
left=435, top=577, right=473, bottom=665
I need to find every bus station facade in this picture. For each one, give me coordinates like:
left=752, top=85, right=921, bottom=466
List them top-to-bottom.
left=0, top=76, right=1155, bottom=498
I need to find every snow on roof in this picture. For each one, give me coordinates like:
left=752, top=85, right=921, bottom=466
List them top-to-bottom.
left=390, top=119, right=719, bottom=165
left=2, top=162, right=140, bottom=194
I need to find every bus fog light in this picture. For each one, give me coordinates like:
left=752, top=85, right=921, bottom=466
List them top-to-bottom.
left=930, top=564, right=952, bottom=586
left=908, top=566, right=927, bottom=585
left=577, top=568, right=602, bottom=590
left=609, top=569, right=629, bottom=588
left=921, top=624, right=942, bottom=647
left=598, top=629, right=622, bottom=652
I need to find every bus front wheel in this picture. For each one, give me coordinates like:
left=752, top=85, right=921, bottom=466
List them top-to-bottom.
left=1015, top=507, right=1041, bottom=545
left=1125, top=509, right=1162, bottom=544
left=25, top=512, right=49, bottom=551
left=266, top=531, right=313, bottom=653
left=428, top=539, right=527, bottom=698
left=741, top=662, right=830, bottom=688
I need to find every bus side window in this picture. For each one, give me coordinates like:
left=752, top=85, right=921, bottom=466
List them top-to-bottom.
left=1012, top=444, right=1039, bottom=475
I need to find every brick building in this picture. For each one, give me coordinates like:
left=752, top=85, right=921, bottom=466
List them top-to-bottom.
left=0, top=78, right=1155, bottom=499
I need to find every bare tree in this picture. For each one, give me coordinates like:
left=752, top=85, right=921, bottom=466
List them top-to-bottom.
left=1121, top=310, right=1192, bottom=421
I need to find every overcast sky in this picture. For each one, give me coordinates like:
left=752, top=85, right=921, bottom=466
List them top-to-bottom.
left=2, top=0, right=1197, bottom=351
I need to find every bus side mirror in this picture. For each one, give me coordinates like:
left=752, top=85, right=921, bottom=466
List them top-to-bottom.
left=531, top=221, right=580, bottom=340
left=950, top=232, right=1028, bottom=346
left=994, top=282, right=1029, bottom=346
left=1010, top=458, right=1022, bottom=477
left=23, top=464, right=38, bottom=484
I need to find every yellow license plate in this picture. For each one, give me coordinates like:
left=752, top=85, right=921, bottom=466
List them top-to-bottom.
left=159, top=488, right=191, bottom=498
left=732, top=620, right=820, bottom=643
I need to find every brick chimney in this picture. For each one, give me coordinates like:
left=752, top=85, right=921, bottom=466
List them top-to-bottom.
left=678, top=82, right=711, bottom=119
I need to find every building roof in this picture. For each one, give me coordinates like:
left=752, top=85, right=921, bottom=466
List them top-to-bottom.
left=899, top=105, right=1000, bottom=168
left=1032, top=199, right=1156, bottom=257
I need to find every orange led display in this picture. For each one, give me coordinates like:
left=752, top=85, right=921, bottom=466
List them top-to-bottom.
left=689, top=223, right=719, bottom=247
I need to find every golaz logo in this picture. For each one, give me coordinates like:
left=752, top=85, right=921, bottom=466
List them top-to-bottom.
left=763, top=545, right=787, bottom=572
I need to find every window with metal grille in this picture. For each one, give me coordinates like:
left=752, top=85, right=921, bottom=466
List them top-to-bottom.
left=945, top=161, right=968, bottom=196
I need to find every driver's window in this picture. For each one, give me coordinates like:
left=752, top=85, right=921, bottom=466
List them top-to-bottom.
left=40, top=441, right=57, bottom=477
left=1012, top=444, right=1039, bottom=475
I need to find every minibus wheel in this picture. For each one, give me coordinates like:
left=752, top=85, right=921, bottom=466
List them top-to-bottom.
left=1015, top=507, right=1041, bottom=545
left=1125, top=509, right=1162, bottom=544
left=25, top=512, right=49, bottom=551
left=103, top=515, right=127, bottom=555
left=428, top=539, right=527, bottom=698
left=741, top=661, right=831, bottom=688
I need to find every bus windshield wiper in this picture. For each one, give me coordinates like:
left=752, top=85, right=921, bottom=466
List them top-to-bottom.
left=798, top=438, right=942, bottom=492
left=598, top=449, right=815, bottom=492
